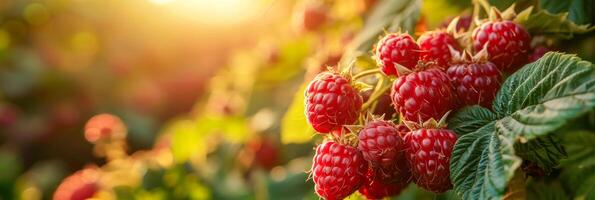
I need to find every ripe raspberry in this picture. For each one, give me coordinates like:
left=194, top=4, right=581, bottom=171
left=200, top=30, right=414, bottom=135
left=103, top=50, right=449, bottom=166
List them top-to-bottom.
left=472, top=20, right=530, bottom=73
left=418, top=30, right=460, bottom=68
left=375, top=33, right=420, bottom=76
left=528, top=46, right=551, bottom=62
left=446, top=53, right=502, bottom=108
left=390, top=67, right=456, bottom=122
left=305, top=72, right=362, bottom=133
left=360, top=90, right=397, bottom=119
left=84, top=113, right=127, bottom=143
left=358, top=120, right=404, bottom=169
left=404, top=128, right=457, bottom=193
left=312, top=141, right=366, bottom=200
left=373, top=151, right=411, bottom=184
left=53, top=167, right=100, bottom=200
left=358, top=168, right=409, bottom=199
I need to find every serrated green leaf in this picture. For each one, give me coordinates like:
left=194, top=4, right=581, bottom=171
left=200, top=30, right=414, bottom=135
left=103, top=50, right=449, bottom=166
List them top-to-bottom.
left=339, top=0, right=421, bottom=68
left=540, top=0, right=593, bottom=25
left=518, top=10, right=594, bottom=39
left=450, top=52, right=595, bottom=200
left=494, top=52, right=595, bottom=140
left=281, top=83, right=315, bottom=144
left=448, top=106, right=498, bottom=136
left=450, top=122, right=522, bottom=200
left=514, top=135, right=567, bottom=173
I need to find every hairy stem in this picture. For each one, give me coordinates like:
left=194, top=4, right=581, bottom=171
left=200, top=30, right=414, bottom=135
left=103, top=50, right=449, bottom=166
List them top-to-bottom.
left=352, top=68, right=382, bottom=80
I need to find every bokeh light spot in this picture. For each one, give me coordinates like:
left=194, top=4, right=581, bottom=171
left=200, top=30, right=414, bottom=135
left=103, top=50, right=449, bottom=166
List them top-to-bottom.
left=24, top=3, right=50, bottom=26
left=0, top=30, right=10, bottom=50
left=70, top=31, right=99, bottom=55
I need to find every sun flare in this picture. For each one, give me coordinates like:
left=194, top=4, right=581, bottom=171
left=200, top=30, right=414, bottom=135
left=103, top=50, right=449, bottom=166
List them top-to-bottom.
left=148, top=0, right=263, bottom=26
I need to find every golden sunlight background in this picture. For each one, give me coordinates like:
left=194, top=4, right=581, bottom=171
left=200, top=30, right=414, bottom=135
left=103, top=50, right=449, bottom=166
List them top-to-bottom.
left=1, top=0, right=294, bottom=197
left=10, top=0, right=592, bottom=199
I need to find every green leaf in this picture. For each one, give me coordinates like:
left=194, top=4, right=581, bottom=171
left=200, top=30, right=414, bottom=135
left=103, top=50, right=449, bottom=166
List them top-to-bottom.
left=339, top=0, right=421, bottom=68
left=540, top=0, right=593, bottom=25
left=518, top=10, right=594, bottom=39
left=494, top=52, right=595, bottom=140
left=449, top=53, right=595, bottom=199
left=354, top=54, right=377, bottom=70
left=281, top=83, right=315, bottom=144
left=448, top=106, right=498, bottom=136
left=450, top=122, right=522, bottom=200
left=559, top=130, right=595, bottom=199
left=559, top=130, right=595, bottom=167
left=514, top=135, right=567, bottom=173
left=526, top=179, right=568, bottom=200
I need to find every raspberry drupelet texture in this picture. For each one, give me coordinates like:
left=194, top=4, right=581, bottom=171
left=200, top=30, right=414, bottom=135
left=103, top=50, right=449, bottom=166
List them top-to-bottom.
left=472, top=20, right=530, bottom=73
left=418, top=30, right=460, bottom=68
left=375, top=33, right=420, bottom=76
left=446, top=60, right=502, bottom=108
left=390, top=68, right=457, bottom=122
left=305, top=72, right=362, bottom=133
left=358, top=120, right=405, bottom=169
left=404, top=128, right=457, bottom=193
left=311, top=141, right=367, bottom=200
left=358, top=168, right=409, bottom=200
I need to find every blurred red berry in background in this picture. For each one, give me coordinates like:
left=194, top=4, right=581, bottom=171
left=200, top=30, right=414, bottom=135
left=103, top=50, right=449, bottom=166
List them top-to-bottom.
left=84, top=114, right=127, bottom=143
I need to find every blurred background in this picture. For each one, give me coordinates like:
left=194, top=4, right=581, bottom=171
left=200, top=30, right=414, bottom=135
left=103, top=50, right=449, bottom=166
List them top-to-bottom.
left=0, top=0, right=592, bottom=199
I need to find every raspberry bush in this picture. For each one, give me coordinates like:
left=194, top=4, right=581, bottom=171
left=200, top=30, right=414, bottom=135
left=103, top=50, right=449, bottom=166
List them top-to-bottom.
left=12, top=0, right=591, bottom=200
left=291, top=1, right=594, bottom=200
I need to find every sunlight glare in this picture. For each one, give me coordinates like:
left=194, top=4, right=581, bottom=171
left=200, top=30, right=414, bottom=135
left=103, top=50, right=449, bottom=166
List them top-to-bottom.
left=149, top=0, right=263, bottom=26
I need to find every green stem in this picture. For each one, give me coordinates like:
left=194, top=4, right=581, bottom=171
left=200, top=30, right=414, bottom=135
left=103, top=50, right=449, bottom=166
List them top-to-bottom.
left=352, top=68, right=381, bottom=80
left=368, top=75, right=385, bottom=112
left=361, top=83, right=391, bottom=111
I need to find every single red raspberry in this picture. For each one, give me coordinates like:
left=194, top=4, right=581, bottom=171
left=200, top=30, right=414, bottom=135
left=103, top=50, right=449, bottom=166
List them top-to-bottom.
left=472, top=20, right=530, bottom=73
left=418, top=30, right=460, bottom=68
left=375, top=33, right=420, bottom=76
left=528, top=46, right=551, bottom=62
left=446, top=52, right=502, bottom=108
left=390, top=67, right=456, bottom=122
left=305, top=72, right=362, bottom=133
left=360, top=90, right=397, bottom=119
left=84, top=113, right=127, bottom=143
left=358, top=120, right=405, bottom=169
left=404, top=128, right=457, bottom=193
left=312, top=141, right=366, bottom=200
left=53, top=167, right=100, bottom=200
left=358, top=168, right=409, bottom=200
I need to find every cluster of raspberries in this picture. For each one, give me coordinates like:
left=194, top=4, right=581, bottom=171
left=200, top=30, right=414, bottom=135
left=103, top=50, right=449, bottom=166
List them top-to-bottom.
left=305, top=14, right=541, bottom=200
